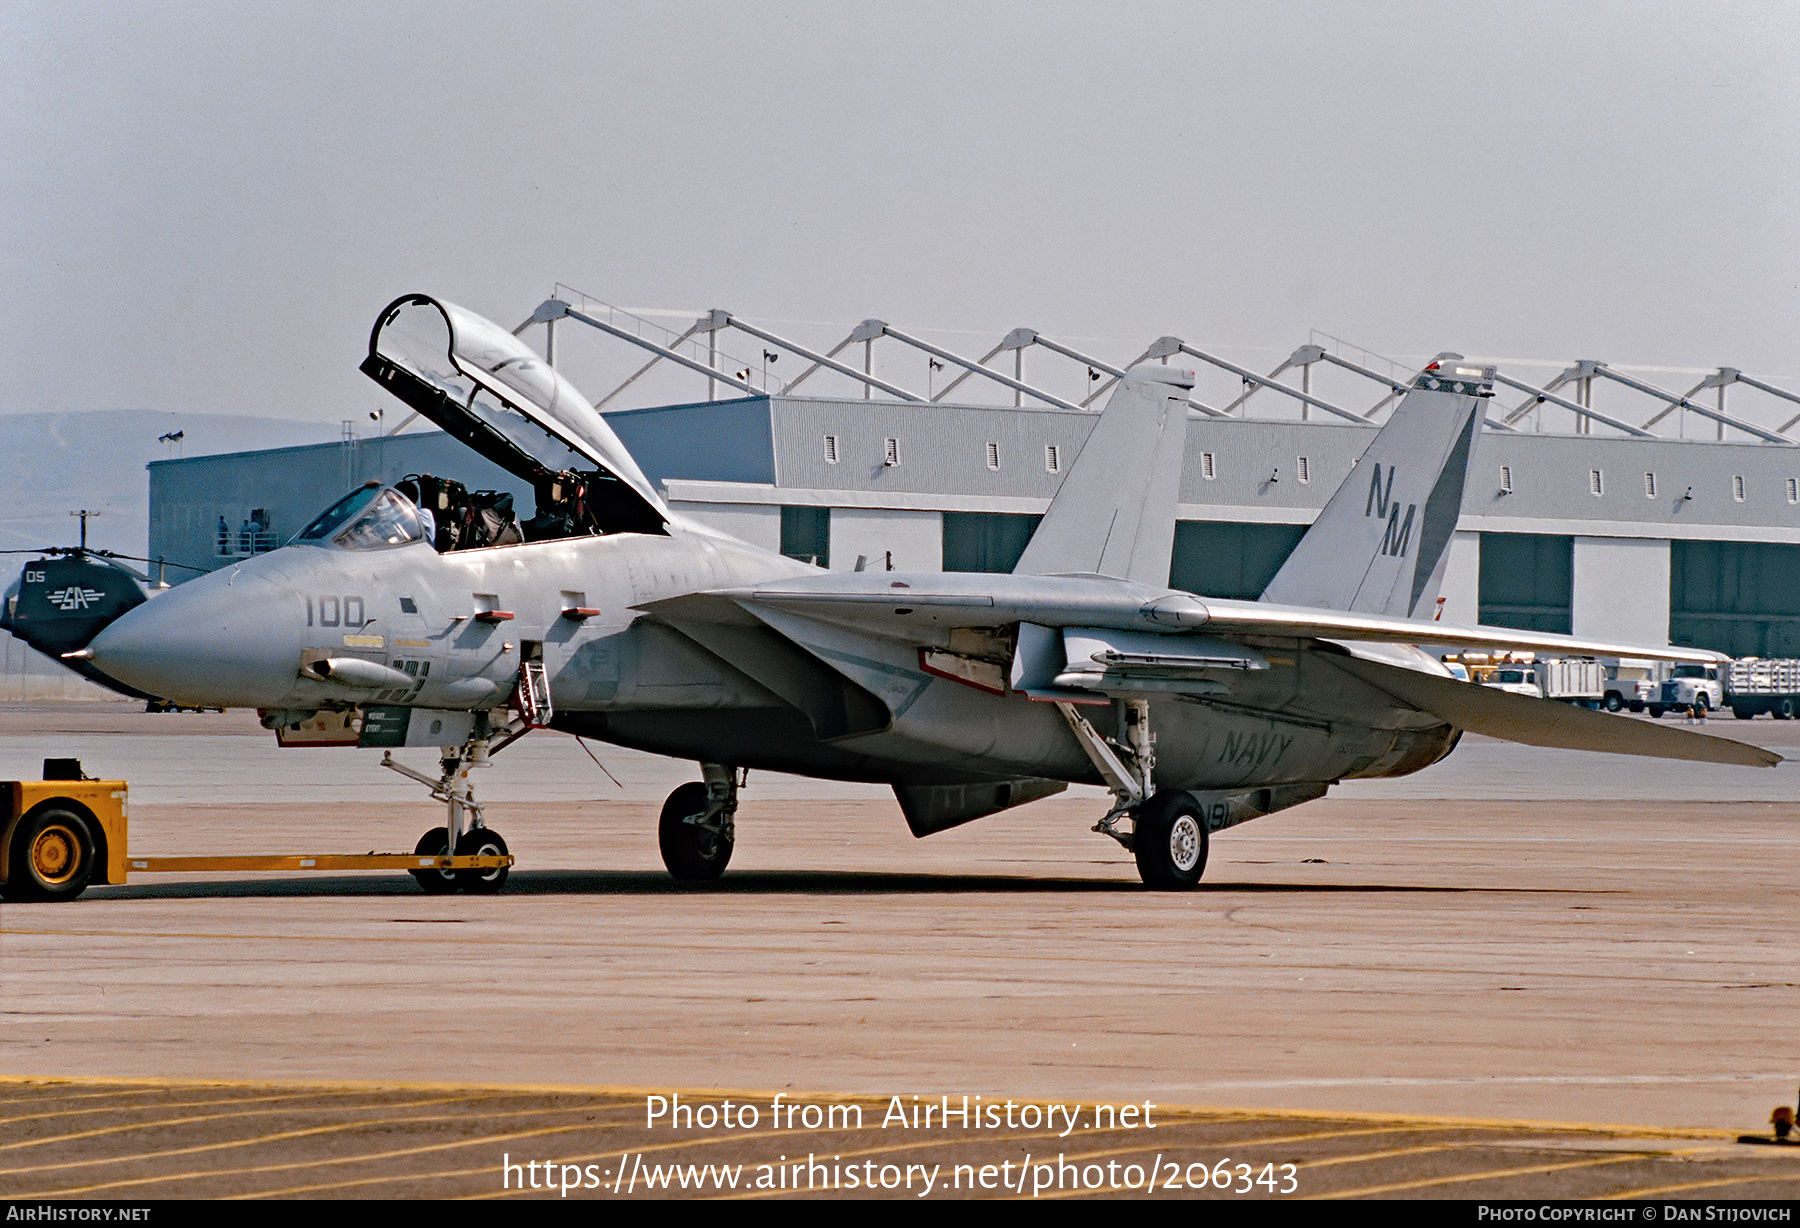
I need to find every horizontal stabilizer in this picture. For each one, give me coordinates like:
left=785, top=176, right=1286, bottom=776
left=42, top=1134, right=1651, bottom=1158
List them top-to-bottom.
left=1198, top=597, right=1729, bottom=665
left=1329, top=654, right=1781, bottom=768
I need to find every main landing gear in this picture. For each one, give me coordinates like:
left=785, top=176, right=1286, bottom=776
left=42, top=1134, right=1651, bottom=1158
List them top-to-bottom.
left=1056, top=698, right=1209, bottom=890
left=382, top=723, right=518, bottom=895
left=658, top=763, right=738, bottom=881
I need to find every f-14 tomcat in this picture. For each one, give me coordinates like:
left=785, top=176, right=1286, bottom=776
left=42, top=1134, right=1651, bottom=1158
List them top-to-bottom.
left=49, top=295, right=1777, bottom=894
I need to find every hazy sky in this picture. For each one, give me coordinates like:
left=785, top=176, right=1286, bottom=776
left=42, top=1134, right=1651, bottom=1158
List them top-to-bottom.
left=7, top=1, right=1798, bottom=425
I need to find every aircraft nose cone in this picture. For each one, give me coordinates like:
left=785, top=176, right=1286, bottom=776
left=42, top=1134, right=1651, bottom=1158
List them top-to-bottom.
left=89, top=562, right=301, bottom=707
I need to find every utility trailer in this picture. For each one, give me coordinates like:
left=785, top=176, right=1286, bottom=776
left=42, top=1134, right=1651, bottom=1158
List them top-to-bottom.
left=1452, top=653, right=1606, bottom=706
left=1533, top=659, right=1605, bottom=707
left=1726, top=659, right=1800, bottom=720
left=0, top=759, right=512, bottom=902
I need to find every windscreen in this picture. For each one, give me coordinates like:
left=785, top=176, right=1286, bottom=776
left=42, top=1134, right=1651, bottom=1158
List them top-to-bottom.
left=293, top=486, right=428, bottom=550
left=294, top=486, right=382, bottom=543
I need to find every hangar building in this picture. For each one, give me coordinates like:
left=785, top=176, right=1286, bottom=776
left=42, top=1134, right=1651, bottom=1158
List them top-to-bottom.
left=90, top=288, right=1799, bottom=667
left=148, top=388, right=1800, bottom=658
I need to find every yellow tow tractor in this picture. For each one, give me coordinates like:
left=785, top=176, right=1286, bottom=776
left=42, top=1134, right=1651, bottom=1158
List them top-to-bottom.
left=0, top=759, right=514, bottom=902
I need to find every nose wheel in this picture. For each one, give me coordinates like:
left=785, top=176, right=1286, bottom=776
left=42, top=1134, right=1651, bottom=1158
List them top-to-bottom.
left=384, top=723, right=520, bottom=896
left=406, top=825, right=511, bottom=895
left=410, top=827, right=458, bottom=894
left=454, top=827, right=510, bottom=894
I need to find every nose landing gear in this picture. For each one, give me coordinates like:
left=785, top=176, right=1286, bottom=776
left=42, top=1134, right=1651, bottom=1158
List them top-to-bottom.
left=383, top=721, right=519, bottom=895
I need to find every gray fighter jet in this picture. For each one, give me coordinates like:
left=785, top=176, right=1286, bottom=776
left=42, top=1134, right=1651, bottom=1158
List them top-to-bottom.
left=77, top=295, right=1778, bottom=893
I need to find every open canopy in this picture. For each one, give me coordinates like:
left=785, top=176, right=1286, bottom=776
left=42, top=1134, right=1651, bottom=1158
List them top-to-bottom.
left=361, top=294, right=667, bottom=534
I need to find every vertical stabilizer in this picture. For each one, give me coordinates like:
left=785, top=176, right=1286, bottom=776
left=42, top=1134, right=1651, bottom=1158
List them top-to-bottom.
left=1259, top=358, right=1491, bottom=618
left=1013, top=363, right=1196, bottom=584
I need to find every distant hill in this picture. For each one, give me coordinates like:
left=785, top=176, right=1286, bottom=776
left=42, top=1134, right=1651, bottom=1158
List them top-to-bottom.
left=0, top=410, right=341, bottom=559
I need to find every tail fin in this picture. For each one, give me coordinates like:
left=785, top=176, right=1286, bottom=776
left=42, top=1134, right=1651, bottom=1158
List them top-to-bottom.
left=1259, top=358, right=1490, bottom=617
left=1013, top=363, right=1195, bottom=585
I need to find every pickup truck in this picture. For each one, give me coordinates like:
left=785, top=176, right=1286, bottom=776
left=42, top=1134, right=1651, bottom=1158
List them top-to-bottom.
left=1602, top=663, right=1659, bottom=713
left=1481, top=666, right=1541, bottom=698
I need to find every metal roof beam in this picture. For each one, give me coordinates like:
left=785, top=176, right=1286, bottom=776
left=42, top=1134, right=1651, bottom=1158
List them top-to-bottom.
left=512, top=298, right=571, bottom=334
left=558, top=305, right=758, bottom=397
left=721, top=315, right=924, bottom=402
left=590, top=317, right=707, bottom=410
left=868, top=322, right=1081, bottom=411
left=935, top=326, right=1153, bottom=407
left=772, top=330, right=858, bottom=395
left=1015, top=332, right=1143, bottom=409
left=928, top=334, right=1017, bottom=403
left=1162, top=339, right=1366, bottom=424
left=1085, top=342, right=1163, bottom=407
left=1314, top=350, right=1410, bottom=402
left=1219, top=359, right=1289, bottom=416
left=1500, top=361, right=1592, bottom=426
left=1585, top=363, right=1795, bottom=445
left=1701, top=368, right=1800, bottom=412
left=1713, top=370, right=1800, bottom=434
left=1489, top=372, right=1656, bottom=439
left=1636, top=376, right=1711, bottom=432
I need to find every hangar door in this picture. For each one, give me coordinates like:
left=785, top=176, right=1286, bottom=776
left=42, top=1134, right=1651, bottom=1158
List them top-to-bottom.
left=780, top=507, right=830, bottom=568
left=942, top=512, right=1042, bottom=573
left=942, top=516, right=1309, bottom=596
left=1169, top=521, right=1307, bottom=600
left=1478, top=533, right=1573, bottom=633
left=1670, top=541, right=1800, bottom=657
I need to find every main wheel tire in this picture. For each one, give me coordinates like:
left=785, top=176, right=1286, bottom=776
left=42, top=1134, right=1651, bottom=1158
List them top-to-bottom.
left=1604, top=693, right=1624, bottom=712
left=1694, top=694, right=1710, bottom=714
left=1780, top=699, right=1795, bottom=720
left=658, top=782, right=732, bottom=881
left=1132, top=791, right=1209, bottom=891
left=7, top=807, right=97, bottom=902
left=455, top=827, right=510, bottom=895
left=409, top=828, right=460, bottom=895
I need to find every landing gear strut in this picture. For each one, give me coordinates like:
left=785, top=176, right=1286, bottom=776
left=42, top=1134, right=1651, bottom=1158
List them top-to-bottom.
left=1057, top=698, right=1205, bottom=890
left=383, top=718, right=519, bottom=895
left=658, top=764, right=737, bottom=880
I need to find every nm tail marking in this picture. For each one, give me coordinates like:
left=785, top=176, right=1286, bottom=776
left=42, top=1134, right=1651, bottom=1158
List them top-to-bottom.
left=1365, top=464, right=1397, bottom=518
left=1380, top=503, right=1415, bottom=558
